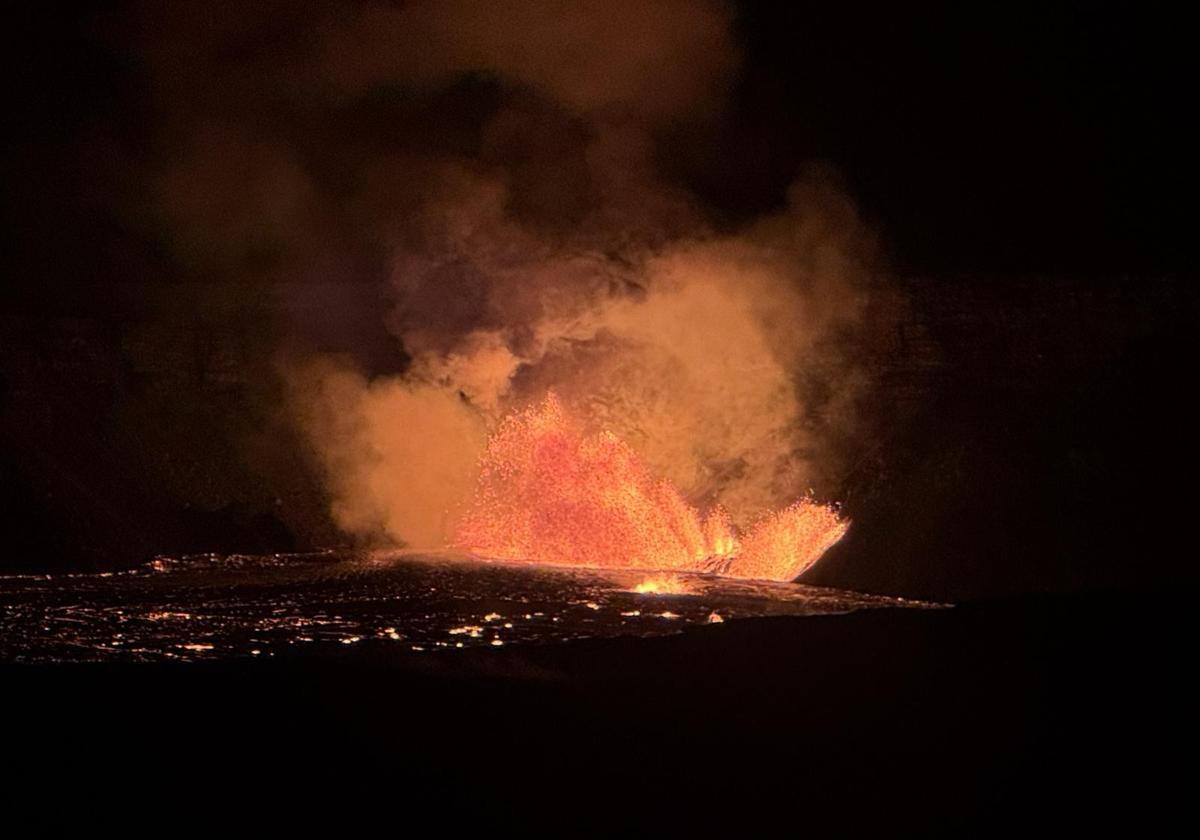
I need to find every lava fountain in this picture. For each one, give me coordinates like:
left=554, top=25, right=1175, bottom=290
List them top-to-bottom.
left=452, top=395, right=848, bottom=581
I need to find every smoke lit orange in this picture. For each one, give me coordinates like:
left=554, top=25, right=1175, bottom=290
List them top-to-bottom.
left=452, top=395, right=848, bottom=581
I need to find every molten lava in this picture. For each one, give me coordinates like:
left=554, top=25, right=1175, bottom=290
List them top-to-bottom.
left=452, top=395, right=848, bottom=581
left=630, top=576, right=696, bottom=595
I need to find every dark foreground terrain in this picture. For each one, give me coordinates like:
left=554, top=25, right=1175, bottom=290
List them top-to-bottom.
left=7, top=590, right=1191, bottom=834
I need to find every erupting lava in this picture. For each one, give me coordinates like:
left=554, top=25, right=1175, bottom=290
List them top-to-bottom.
left=452, top=395, right=848, bottom=581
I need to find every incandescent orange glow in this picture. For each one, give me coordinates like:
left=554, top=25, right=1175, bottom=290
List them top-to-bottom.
left=452, top=395, right=848, bottom=581
left=726, top=499, right=849, bottom=581
left=630, top=576, right=695, bottom=595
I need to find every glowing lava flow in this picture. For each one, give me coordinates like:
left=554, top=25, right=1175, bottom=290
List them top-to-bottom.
left=452, top=395, right=848, bottom=581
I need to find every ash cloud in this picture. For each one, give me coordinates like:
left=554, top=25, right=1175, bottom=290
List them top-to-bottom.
left=117, top=1, right=882, bottom=549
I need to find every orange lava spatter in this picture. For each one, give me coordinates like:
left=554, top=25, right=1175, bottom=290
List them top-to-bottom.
left=451, top=395, right=848, bottom=581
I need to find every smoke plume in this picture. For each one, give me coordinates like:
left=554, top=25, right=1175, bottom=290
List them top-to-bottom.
left=116, top=1, right=880, bottom=550
left=281, top=2, right=878, bottom=548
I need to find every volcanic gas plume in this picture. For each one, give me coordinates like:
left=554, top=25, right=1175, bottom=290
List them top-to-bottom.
left=277, top=0, right=880, bottom=580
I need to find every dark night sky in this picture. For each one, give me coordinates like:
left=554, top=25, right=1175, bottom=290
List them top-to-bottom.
left=1, top=1, right=1196, bottom=599
left=5, top=2, right=1196, bottom=282
left=687, top=2, right=1196, bottom=277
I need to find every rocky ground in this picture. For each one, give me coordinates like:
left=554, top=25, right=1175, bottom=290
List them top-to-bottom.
left=6, top=589, right=1191, bottom=833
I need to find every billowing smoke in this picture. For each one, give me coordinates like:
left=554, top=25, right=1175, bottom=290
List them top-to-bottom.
left=118, top=1, right=880, bottom=550
left=283, top=2, right=877, bottom=548
left=289, top=357, right=488, bottom=548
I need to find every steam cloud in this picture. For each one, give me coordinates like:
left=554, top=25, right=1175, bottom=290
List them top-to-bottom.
left=125, top=1, right=881, bottom=549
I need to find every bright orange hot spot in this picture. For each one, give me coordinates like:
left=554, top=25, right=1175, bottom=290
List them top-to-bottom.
left=452, top=395, right=848, bottom=581
left=630, top=576, right=695, bottom=595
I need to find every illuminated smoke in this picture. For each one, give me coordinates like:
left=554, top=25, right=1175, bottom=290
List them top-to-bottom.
left=261, top=1, right=881, bottom=567
left=63, top=2, right=885, bottom=572
left=293, top=164, right=874, bottom=552
left=289, top=356, right=487, bottom=548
